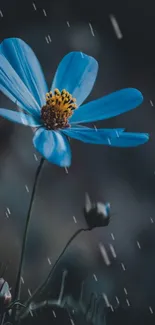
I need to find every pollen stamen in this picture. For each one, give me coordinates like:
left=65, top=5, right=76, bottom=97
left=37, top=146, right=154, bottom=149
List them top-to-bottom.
left=41, top=88, right=77, bottom=130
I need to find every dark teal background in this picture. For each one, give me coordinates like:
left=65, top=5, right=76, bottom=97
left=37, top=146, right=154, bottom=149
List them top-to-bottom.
left=0, top=0, right=155, bottom=324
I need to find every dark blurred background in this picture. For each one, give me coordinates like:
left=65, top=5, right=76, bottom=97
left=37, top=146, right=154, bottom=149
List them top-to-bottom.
left=1, top=0, right=155, bottom=324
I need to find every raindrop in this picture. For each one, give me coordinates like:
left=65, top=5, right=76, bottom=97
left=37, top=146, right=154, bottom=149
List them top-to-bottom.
left=32, top=2, right=37, bottom=10
left=43, top=9, right=47, bottom=16
left=0, top=10, right=3, bottom=17
left=109, top=14, right=123, bottom=39
left=67, top=21, right=70, bottom=27
left=89, top=23, right=95, bottom=36
left=48, top=35, right=52, bottom=42
left=45, top=36, right=49, bottom=44
left=150, top=100, right=154, bottom=107
left=93, top=124, right=97, bottom=132
left=115, top=130, right=120, bottom=137
left=33, top=153, right=38, bottom=161
left=65, top=167, right=68, bottom=174
left=25, top=185, right=29, bottom=193
left=6, top=207, right=11, bottom=215
left=5, top=211, right=9, bottom=219
left=73, top=216, right=77, bottom=224
left=150, top=217, right=154, bottom=224
left=111, top=233, right=115, bottom=240
left=137, top=241, right=141, bottom=249
left=99, top=242, right=111, bottom=266
left=109, top=244, right=117, bottom=258
left=47, top=257, right=52, bottom=265
left=121, top=262, right=126, bottom=271
left=93, top=274, right=98, bottom=282
left=21, top=277, right=24, bottom=284
left=124, top=287, right=128, bottom=295
left=28, top=289, right=32, bottom=296
left=102, top=293, right=110, bottom=307
left=115, top=296, right=120, bottom=304
left=126, top=299, right=130, bottom=307
left=110, top=305, right=114, bottom=312
left=149, top=306, right=153, bottom=314
left=29, top=310, right=33, bottom=317
left=52, top=310, right=56, bottom=318
left=70, top=319, right=75, bottom=325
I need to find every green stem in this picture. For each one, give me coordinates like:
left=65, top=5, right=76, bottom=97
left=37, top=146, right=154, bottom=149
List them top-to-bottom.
left=12, top=157, right=45, bottom=322
left=18, top=228, right=88, bottom=320
left=0, top=312, right=6, bottom=325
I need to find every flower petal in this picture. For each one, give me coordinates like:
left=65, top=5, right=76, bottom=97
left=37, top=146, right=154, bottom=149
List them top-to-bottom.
left=0, top=38, right=48, bottom=107
left=51, top=52, right=98, bottom=107
left=0, top=54, right=40, bottom=116
left=69, top=88, right=143, bottom=124
left=0, top=108, right=41, bottom=127
left=63, top=127, right=125, bottom=144
left=63, top=127, right=149, bottom=146
left=33, top=128, right=71, bottom=167
left=108, top=131, right=149, bottom=147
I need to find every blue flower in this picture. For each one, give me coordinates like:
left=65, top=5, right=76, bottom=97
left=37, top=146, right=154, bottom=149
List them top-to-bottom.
left=0, top=38, right=149, bottom=167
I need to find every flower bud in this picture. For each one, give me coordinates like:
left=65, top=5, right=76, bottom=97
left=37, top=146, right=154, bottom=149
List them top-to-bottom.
left=84, top=193, right=110, bottom=230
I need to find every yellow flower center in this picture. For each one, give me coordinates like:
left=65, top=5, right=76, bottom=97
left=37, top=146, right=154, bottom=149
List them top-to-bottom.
left=41, top=88, right=77, bottom=130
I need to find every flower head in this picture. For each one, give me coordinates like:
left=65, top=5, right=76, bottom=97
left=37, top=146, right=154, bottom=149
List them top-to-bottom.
left=0, top=38, right=149, bottom=167
left=41, top=89, right=77, bottom=130
left=84, top=193, right=110, bottom=230
left=0, top=278, right=12, bottom=311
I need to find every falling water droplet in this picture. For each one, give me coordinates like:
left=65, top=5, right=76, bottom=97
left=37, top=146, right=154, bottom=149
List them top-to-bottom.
left=32, top=2, right=37, bottom=10
left=43, top=9, right=47, bottom=16
left=109, top=14, right=123, bottom=39
left=89, top=23, right=95, bottom=36
left=48, top=35, right=52, bottom=42
left=45, top=36, right=49, bottom=44
left=93, top=124, right=97, bottom=131
left=33, top=153, right=38, bottom=161
left=65, top=167, right=68, bottom=174
left=25, top=185, right=29, bottom=193
left=6, top=207, right=11, bottom=215
left=5, top=211, right=9, bottom=219
left=73, top=216, right=77, bottom=223
left=137, top=241, right=141, bottom=249
left=99, top=242, right=111, bottom=266
left=109, top=244, right=117, bottom=258
left=47, top=257, right=52, bottom=265
left=121, top=262, right=126, bottom=271
left=93, top=274, right=98, bottom=282
left=21, top=277, right=24, bottom=284
left=124, top=287, right=128, bottom=295
left=28, top=289, right=32, bottom=296
left=102, top=293, right=110, bottom=307
left=115, top=296, right=120, bottom=304
left=126, top=299, right=130, bottom=307
left=110, top=305, right=114, bottom=312
left=149, top=306, right=153, bottom=314
left=29, top=310, right=33, bottom=317
left=52, top=310, right=56, bottom=318
left=70, top=319, right=75, bottom=325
